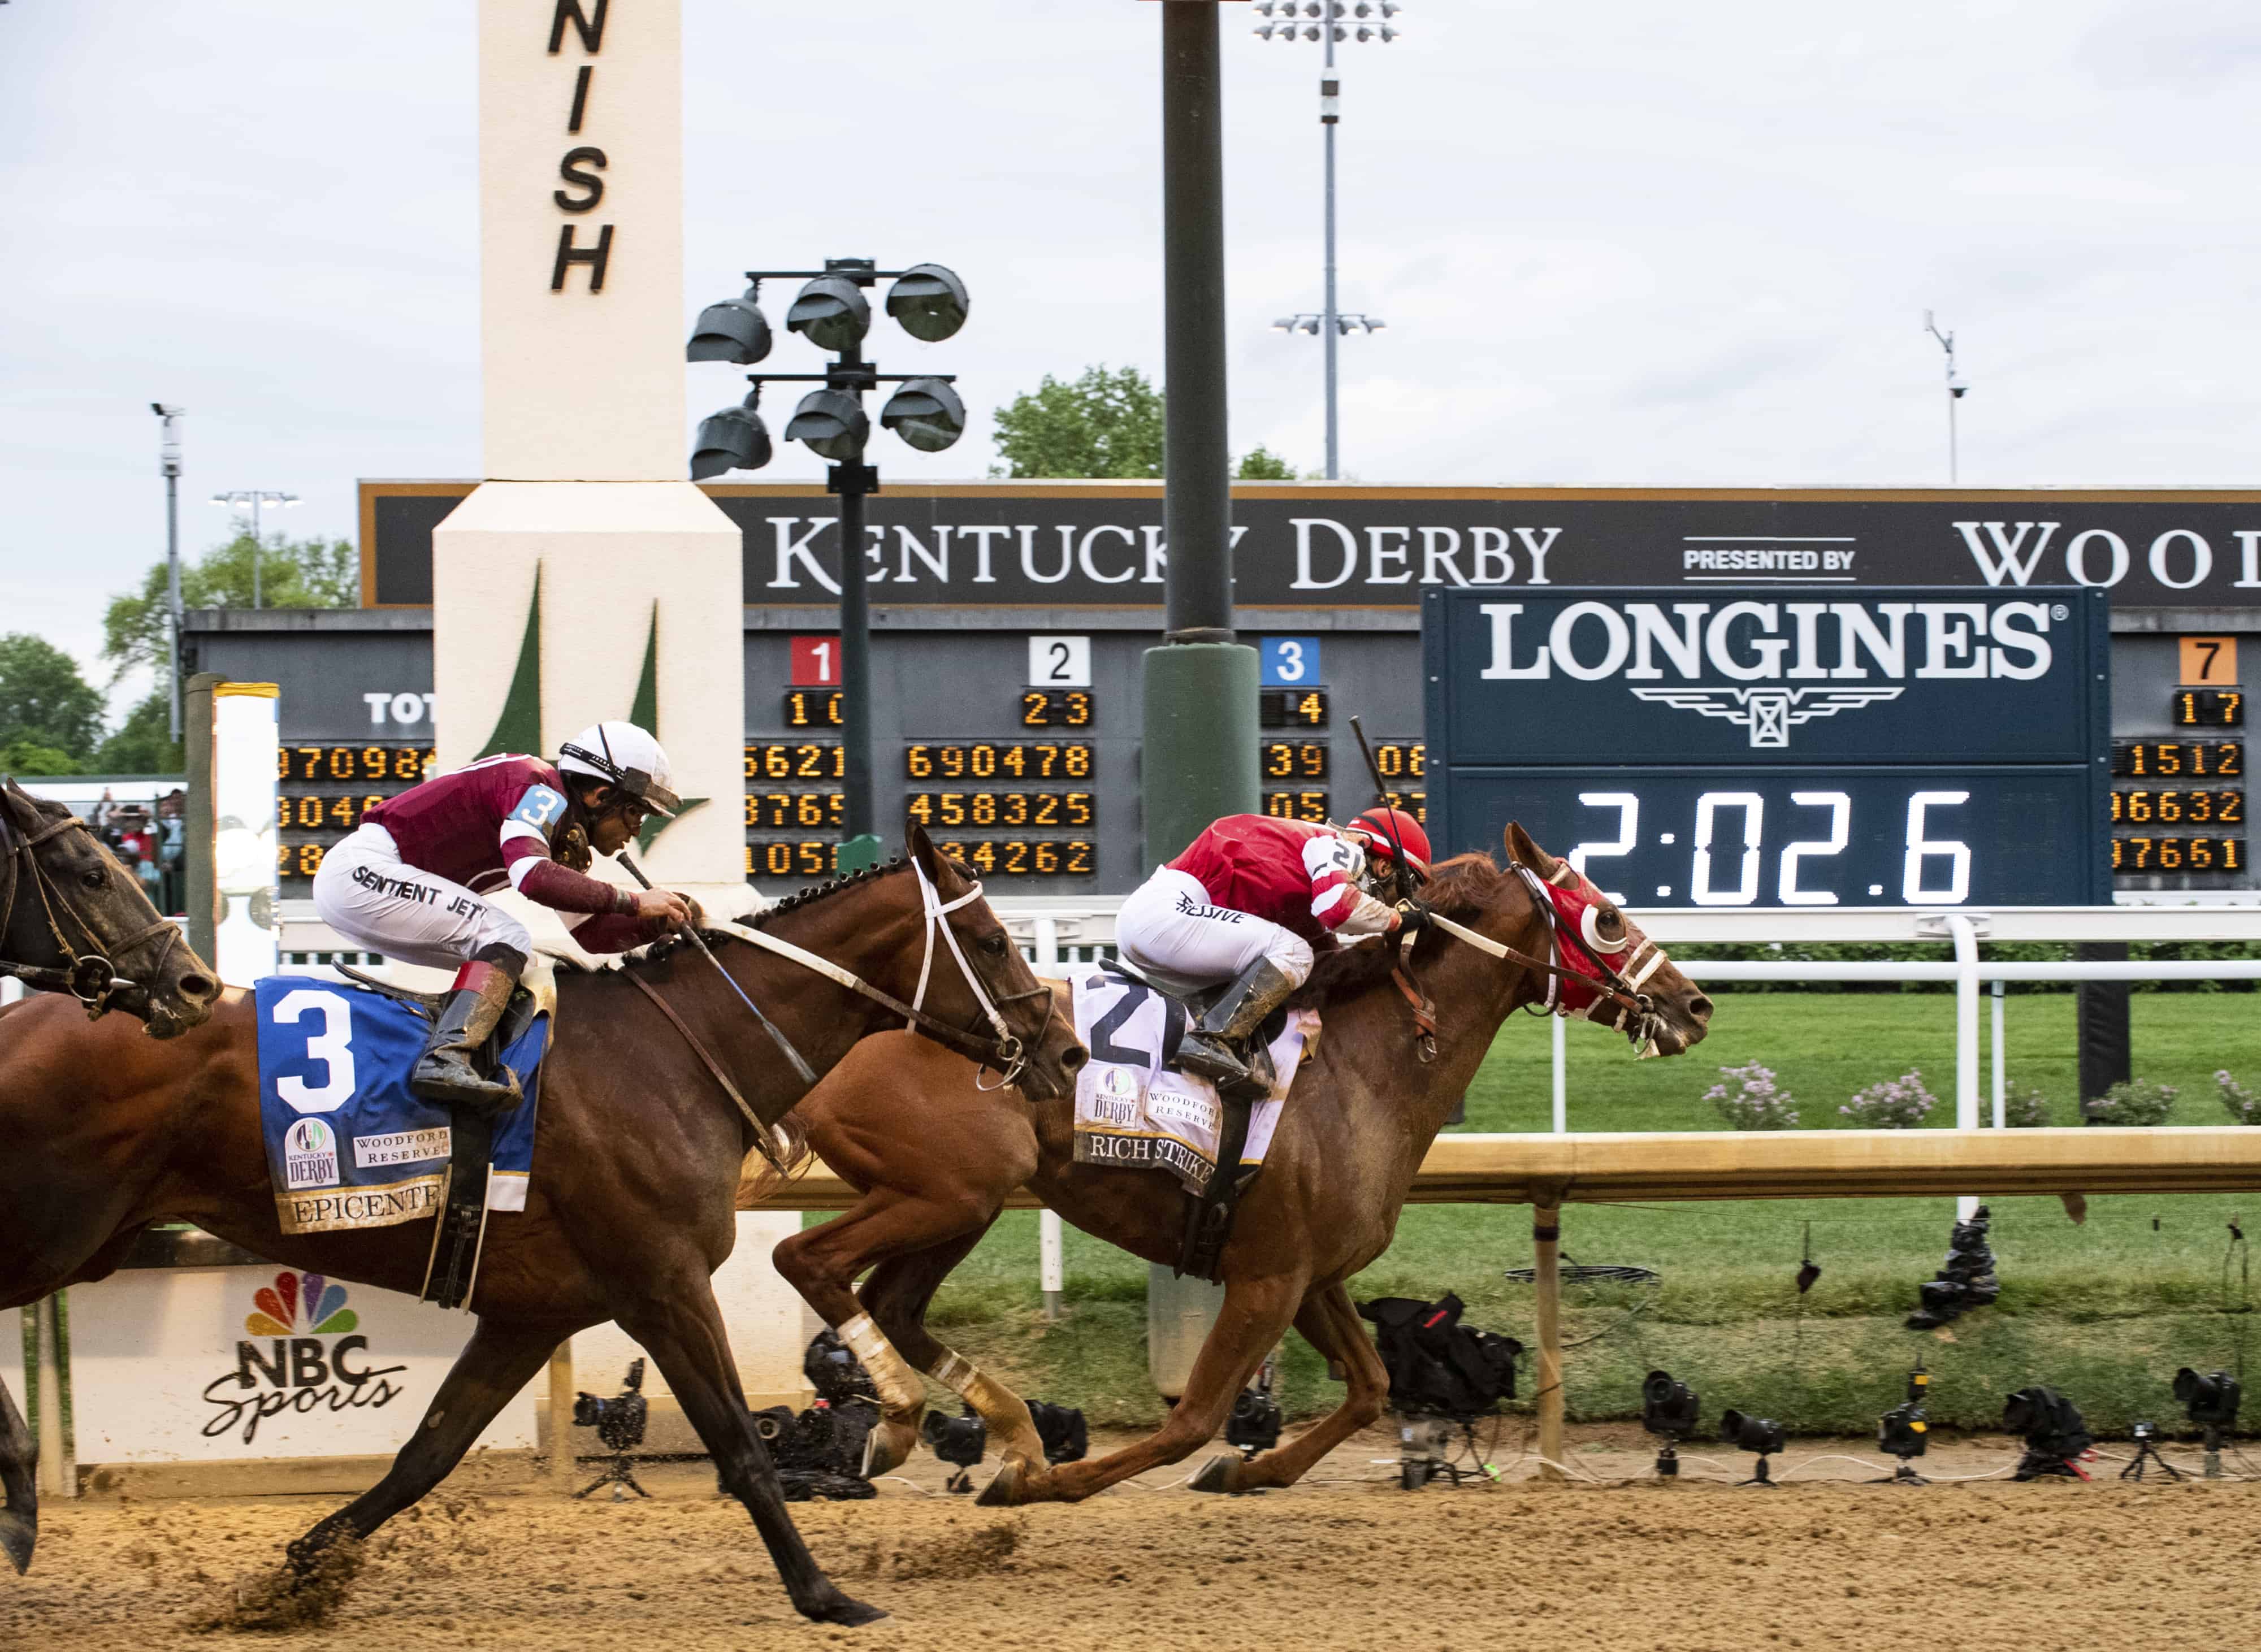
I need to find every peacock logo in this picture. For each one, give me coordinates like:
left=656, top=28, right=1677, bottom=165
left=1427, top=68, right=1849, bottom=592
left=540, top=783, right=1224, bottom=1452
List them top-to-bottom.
left=244, top=1271, right=358, bottom=1337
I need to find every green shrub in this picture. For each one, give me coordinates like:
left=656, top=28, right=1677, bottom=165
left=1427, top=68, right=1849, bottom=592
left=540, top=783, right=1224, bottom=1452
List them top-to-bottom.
left=2084, top=1079, right=2178, bottom=1126
left=2002, top=1083, right=2052, bottom=1128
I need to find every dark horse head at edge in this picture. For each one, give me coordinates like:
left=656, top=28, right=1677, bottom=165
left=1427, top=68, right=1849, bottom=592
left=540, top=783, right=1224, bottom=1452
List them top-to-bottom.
left=0, top=778, right=219, bottom=1038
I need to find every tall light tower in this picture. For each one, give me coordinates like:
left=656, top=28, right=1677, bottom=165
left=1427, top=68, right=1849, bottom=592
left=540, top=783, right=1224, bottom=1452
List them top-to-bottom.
left=1253, top=1, right=1401, bottom=480
left=1923, top=311, right=1969, bottom=485
left=151, top=404, right=187, bottom=740
left=207, top=489, right=301, bottom=608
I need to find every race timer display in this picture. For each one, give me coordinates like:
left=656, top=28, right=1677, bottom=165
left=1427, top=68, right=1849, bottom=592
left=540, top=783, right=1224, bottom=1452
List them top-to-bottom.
left=1424, top=586, right=2116, bottom=906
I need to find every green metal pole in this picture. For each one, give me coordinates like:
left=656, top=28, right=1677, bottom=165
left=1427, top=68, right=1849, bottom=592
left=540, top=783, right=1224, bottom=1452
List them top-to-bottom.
left=1145, top=0, right=1256, bottom=1395
left=184, top=671, right=222, bottom=967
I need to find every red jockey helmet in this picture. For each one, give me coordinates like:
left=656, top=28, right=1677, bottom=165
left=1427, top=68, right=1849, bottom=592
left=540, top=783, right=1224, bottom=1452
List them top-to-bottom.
left=1348, top=808, right=1431, bottom=877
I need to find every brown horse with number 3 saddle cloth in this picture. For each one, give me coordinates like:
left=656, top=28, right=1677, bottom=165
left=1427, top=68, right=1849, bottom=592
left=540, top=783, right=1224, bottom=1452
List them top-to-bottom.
left=0, top=823, right=1081, bottom=1631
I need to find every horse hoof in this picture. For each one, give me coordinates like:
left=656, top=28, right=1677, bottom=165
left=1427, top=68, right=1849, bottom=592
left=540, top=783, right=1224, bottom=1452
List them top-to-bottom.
left=860, top=1418, right=920, bottom=1479
left=1188, top=1454, right=1241, bottom=1495
left=975, top=1459, right=1026, bottom=1506
left=0, top=1511, right=34, bottom=1576
left=812, top=1592, right=889, bottom=1628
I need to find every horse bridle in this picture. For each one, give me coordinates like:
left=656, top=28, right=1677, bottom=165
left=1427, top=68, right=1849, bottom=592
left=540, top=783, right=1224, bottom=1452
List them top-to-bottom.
left=0, top=794, right=189, bottom=1019
left=703, top=859, right=1049, bottom=1089
left=1396, top=867, right=1668, bottom=1056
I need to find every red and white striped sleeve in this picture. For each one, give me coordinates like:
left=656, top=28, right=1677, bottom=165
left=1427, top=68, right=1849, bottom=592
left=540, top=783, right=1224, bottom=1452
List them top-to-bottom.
left=1302, top=831, right=1396, bottom=938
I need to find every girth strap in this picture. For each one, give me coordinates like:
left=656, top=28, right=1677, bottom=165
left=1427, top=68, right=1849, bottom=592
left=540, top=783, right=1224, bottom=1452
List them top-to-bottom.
left=621, top=969, right=787, bottom=1174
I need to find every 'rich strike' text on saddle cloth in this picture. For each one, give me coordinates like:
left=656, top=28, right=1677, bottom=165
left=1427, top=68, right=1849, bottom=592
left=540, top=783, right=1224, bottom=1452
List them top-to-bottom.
left=1069, top=966, right=1315, bottom=1195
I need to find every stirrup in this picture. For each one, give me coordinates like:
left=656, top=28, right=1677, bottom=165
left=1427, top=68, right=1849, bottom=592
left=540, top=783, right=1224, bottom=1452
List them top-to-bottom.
left=1176, top=1031, right=1251, bottom=1086
left=410, top=1052, right=521, bottom=1116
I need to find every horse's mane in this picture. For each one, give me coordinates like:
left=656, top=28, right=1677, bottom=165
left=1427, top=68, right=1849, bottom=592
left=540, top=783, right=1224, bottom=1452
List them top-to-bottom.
left=1283, top=849, right=1531, bottom=1010
left=549, top=855, right=920, bottom=977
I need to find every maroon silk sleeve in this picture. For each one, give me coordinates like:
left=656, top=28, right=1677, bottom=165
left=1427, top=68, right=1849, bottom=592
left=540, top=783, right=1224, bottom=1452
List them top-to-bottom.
left=516, top=857, right=638, bottom=916
left=565, top=913, right=668, bottom=953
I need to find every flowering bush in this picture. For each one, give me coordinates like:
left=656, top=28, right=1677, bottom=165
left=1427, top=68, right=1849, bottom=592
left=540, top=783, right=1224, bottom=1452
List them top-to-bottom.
left=1704, top=1063, right=1800, bottom=1130
left=1839, top=1070, right=1937, bottom=1129
left=2217, top=1071, right=2261, bottom=1126
left=2084, top=1080, right=2178, bottom=1127
left=2002, top=1083, right=2052, bottom=1129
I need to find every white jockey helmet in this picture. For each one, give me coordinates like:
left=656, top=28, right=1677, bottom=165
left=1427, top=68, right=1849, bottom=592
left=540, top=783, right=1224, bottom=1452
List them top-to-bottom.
left=556, top=721, right=681, bottom=816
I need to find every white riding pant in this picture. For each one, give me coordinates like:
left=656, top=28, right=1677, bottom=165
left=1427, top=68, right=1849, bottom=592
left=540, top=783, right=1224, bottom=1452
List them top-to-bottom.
left=311, top=824, right=532, bottom=972
left=1115, top=866, right=1314, bottom=996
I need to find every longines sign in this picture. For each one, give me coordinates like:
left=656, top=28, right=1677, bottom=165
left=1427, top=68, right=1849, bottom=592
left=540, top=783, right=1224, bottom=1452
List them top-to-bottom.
left=361, top=483, right=2261, bottom=608
left=1422, top=585, right=2113, bottom=907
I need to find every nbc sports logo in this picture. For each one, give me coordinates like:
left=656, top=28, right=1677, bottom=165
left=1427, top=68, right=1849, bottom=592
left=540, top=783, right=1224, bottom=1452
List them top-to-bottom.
left=243, top=1271, right=359, bottom=1337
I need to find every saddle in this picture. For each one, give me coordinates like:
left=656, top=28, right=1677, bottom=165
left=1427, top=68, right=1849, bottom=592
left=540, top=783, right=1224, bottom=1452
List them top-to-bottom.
left=1111, top=961, right=1283, bottom=1285
left=339, top=964, right=543, bottom=1311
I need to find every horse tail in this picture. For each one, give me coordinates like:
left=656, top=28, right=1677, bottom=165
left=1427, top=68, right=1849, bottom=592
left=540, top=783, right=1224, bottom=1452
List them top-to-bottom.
left=733, top=1112, right=816, bottom=1210
left=0, top=1369, right=36, bottom=1575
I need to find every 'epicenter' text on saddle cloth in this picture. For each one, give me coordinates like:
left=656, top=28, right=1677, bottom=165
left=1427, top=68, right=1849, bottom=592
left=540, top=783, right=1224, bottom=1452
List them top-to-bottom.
left=1068, top=967, right=1315, bottom=1194
left=255, top=976, right=548, bottom=1234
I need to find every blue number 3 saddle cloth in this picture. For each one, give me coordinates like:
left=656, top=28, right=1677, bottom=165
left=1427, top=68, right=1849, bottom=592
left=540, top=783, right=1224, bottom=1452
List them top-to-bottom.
left=256, top=977, right=549, bottom=1237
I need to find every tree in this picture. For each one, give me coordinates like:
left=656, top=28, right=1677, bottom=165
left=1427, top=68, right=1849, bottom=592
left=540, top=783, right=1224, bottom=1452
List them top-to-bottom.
left=990, top=365, right=1305, bottom=481
left=991, top=365, right=1166, bottom=479
left=103, top=531, right=357, bottom=681
left=0, top=632, right=106, bottom=762
left=91, top=691, right=183, bottom=775
left=0, top=739, right=81, bottom=778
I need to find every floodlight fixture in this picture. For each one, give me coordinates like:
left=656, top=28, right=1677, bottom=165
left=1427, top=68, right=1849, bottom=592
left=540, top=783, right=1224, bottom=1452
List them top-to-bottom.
left=884, top=263, right=969, bottom=343
left=786, top=274, right=872, bottom=354
left=687, top=286, right=772, bottom=365
left=880, top=376, right=965, bottom=453
left=784, top=387, right=870, bottom=462
left=690, top=391, right=772, bottom=479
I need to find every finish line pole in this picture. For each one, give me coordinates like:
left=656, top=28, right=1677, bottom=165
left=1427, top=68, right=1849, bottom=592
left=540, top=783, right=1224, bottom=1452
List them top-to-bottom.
left=1142, top=0, right=1261, bottom=1398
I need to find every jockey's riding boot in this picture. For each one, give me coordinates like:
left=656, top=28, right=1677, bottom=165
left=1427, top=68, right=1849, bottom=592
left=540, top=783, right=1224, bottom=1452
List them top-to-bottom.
left=1175, top=958, right=1297, bottom=1088
left=409, top=959, right=525, bottom=1116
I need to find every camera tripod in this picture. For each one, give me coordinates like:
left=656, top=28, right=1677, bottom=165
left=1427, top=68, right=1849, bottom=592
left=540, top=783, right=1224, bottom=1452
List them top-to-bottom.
left=2119, top=1432, right=2186, bottom=1482
left=575, top=1451, right=652, bottom=1501
left=1735, top=1452, right=1779, bottom=1488
left=1869, top=1456, right=1928, bottom=1486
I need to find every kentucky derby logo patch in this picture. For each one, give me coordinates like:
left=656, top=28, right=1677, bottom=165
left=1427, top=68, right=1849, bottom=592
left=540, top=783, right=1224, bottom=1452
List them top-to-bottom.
left=283, top=1118, right=341, bottom=1190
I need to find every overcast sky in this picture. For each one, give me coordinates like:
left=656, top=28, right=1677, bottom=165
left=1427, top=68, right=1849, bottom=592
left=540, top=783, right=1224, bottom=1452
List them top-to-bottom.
left=5, top=1, right=2259, bottom=714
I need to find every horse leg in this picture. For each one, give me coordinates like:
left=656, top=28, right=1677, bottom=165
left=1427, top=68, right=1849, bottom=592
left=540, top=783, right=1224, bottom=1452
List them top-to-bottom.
left=773, top=1192, right=998, bottom=1478
left=858, top=1234, right=1049, bottom=1472
left=980, top=1268, right=1306, bottom=1506
left=1189, top=1280, right=1388, bottom=1494
left=613, top=1281, right=882, bottom=1628
left=284, top=1316, right=561, bottom=1573
left=0, top=1373, right=34, bottom=1574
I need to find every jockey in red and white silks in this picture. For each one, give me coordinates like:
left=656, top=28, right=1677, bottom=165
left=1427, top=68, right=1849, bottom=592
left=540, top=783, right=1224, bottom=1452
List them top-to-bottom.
left=312, top=721, right=698, bottom=1114
left=1116, top=807, right=1431, bottom=1087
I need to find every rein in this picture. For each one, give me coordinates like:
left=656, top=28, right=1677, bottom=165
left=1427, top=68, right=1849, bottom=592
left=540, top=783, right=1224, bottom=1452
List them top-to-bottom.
left=0, top=797, right=186, bottom=1018
left=614, top=859, right=1046, bottom=1161
left=708, top=860, right=1043, bottom=1083
left=1400, top=868, right=1667, bottom=1055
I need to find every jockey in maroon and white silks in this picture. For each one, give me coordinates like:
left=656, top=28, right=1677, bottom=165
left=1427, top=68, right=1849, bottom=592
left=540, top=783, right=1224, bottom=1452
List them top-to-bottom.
left=313, top=721, right=697, bottom=1113
left=1116, top=808, right=1432, bottom=1088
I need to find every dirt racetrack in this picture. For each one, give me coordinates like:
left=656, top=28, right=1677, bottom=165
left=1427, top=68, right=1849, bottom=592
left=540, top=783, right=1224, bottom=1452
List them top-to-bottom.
left=6, top=1434, right=2258, bottom=1652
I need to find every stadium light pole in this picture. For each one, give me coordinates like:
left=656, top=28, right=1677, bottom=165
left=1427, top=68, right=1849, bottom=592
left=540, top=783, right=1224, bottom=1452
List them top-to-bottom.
left=1252, top=1, right=1402, bottom=479
left=687, top=258, right=968, bottom=873
left=1923, top=310, right=1968, bottom=485
left=151, top=404, right=187, bottom=742
left=208, top=489, right=301, bottom=609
